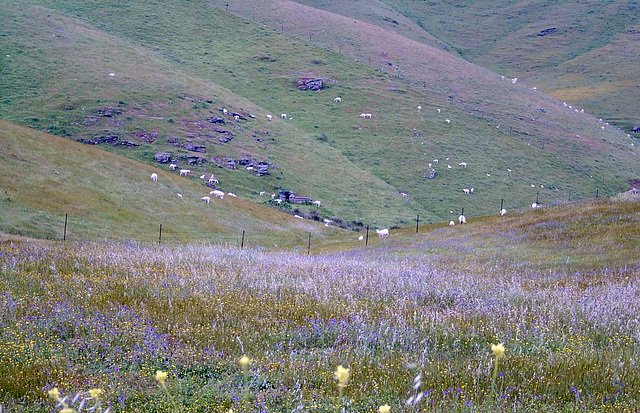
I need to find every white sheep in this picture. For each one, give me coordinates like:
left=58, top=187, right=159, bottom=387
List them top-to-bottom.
left=511, top=77, right=518, bottom=84
left=334, top=97, right=342, bottom=102
left=417, top=105, right=422, bottom=111
left=222, top=108, right=228, bottom=114
left=437, top=108, right=441, bottom=113
left=281, top=113, right=287, bottom=119
left=266, top=114, right=273, bottom=121
left=445, top=119, right=451, bottom=124
left=432, top=159, right=439, bottom=163
left=459, top=162, right=467, bottom=168
left=169, top=163, right=177, bottom=171
left=179, top=169, right=190, bottom=176
left=150, top=173, right=158, bottom=182
left=208, top=176, right=218, bottom=184
left=463, top=188, right=470, bottom=194
left=210, top=190, right=225, bottom=199
left=259, top=191, right=266, bottom=196
left=227, top=192, right=237, bottom=197
left=177, top=193, right=183, bottom=198
left=201, top=196, right=210, bottom=204
left=313, top=200, right=321, bottom=207
left=532, top=202, right=539, bottom=209
left=500, top=208, right=507, bottom=216
left=458, top=214, right=466, bottom=224
left=294, top=215, right=304, bottom=219
left=449, top=220, right=455, bottom=226
left=376, top=228, right=389, bottom=238
left=358, top=235, right=364, bottom=241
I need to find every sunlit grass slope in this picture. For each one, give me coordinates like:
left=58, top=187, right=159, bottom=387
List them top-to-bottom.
left=0, top=0, right=638, bottom=231
left=0, top=120, right=342, bottom=244
left=1, top=197, right=640, bottom=411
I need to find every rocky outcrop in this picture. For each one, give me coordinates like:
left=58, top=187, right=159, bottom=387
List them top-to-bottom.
left=296, top=77, right=324, bottom=91
left=206, top=116, right=225, bottom=124
left=76, top=135, right=119, bottom=145
left=155, top=152, right=172, bottom=163
left=180, top=155, right=207, bottom=167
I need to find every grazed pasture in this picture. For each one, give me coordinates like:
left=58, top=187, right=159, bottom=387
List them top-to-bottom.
left=1, top=198, right=640, bottom=412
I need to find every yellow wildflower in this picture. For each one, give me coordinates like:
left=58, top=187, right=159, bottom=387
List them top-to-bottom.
left=491, top=342, right=505, bottom=359
left=239, top=355, right=250, bottom=368
left=334, top=365, right=350, bottom=388
left=155, top=370, right=168, bottom=384
left=47, top=387, right=61, bottom=402
left=89, top=388, right=104, bottom=399
left=379, top=404, right=391, bottom=413
left=60, top=408, right=74, bottom=413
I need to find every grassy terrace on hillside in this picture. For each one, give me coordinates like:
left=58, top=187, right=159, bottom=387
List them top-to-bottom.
left=1, top=196, right=640, bottom=412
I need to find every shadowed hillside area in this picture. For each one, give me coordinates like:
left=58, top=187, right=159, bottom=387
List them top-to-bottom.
left=1, top=0, right=639, bottom=235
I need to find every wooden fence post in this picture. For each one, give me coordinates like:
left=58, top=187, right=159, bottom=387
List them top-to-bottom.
left=63, top=213, right=68, bottom=241
left=158, top=224, right=162, bottom=245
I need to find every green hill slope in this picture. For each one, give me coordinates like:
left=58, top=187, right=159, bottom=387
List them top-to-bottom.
left=1, top=0, right=638, bottom=232
left=345, top=0, right=640, bottom=134
left=0, top=120, right=343, bottom=244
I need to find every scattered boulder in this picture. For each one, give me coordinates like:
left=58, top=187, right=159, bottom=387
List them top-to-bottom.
left=537, top=28, right=557, bottom=36
left=296, top=77, right=324, bottom=91
left=96, top=106, right=124, bottom=117
left=231, top=112, right=247, bottom=121
left=207, top=116, right=225, bottom=124
left=131, top=130, right=158, bottom=143
left=76, top=135, right=119, bottom=145
left=120, top=140, right=139, bottom=148
left=183, top=142, right=207, bottom=153
left=155, top=152, right=172, bottom=163
left=180, top=155, right=207, bottom=167
left=256, top=162, right=270, bottom=176
left=424, top=169, right=436, bottom=179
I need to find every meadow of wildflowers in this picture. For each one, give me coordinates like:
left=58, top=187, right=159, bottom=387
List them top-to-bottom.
left=1, top=198, right=640, bottom=412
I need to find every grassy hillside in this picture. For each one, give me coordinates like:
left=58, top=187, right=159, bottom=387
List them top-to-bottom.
left=1, top=0, right=639, bottom=233
left=356, top=0, right=640, bottom=134
left=0, top=120, right=343, bottom=245
left=1, top=197, right=639, bottom=411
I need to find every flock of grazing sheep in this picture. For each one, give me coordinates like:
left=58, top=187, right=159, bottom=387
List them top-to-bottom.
left=147, top=78, right=602, bottom=241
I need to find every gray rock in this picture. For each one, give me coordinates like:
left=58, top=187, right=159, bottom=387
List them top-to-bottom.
left=155, top=152, right=172, bottom=163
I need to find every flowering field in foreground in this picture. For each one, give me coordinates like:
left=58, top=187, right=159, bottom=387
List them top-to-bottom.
left=1, top=201, right=640, bottom=412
